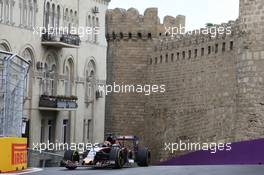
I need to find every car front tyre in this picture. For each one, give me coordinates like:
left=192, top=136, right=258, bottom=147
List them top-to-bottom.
left=109, top=148, right=124, bottom=169
left=63, top=150, right=79, bottom=170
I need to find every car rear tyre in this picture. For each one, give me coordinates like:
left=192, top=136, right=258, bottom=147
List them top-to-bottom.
left=109, top=148, right=124, bottom=169
left=136, top=148, right=151, bottom=167
left=63, top=150, right=79, bottom=170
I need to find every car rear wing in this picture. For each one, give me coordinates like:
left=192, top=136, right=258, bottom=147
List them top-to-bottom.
left=115, top=135, right=140, bottom=151
left=116, top=135, right=139, bottom=141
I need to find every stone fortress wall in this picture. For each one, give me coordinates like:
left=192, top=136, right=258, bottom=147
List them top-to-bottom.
left=105, top=0, right=264, bottom=161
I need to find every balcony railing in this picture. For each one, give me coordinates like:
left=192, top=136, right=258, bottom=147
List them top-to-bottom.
left=41, top=30, right=81, bottom=48
left=39, top=95, right=78, bottom=111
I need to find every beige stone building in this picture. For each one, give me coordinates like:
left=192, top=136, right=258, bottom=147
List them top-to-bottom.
left=0, top=0, right=110, bottom=166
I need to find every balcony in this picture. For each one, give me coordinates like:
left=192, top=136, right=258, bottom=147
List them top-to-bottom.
left=41, top=31, right=80, bottom=48
left=39, top=95, right=78, bottom=111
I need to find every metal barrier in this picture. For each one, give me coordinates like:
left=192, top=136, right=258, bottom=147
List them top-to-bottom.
left=0, top=51, right=29, bottom=137
left=0, top=51, right=29, bottom=173
left=28, top=148, right=64, bottom=168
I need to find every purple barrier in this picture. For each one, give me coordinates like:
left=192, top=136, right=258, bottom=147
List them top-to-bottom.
left=160, top=138, right=264, bottom=165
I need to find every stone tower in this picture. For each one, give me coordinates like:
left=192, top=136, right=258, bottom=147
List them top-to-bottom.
left=235, top=0, right=264, bottom=140
left=105, top=8, right=185, bottom=144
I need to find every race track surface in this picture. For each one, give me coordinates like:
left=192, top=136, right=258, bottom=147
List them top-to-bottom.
left=27, top=165, right=264, bottom=175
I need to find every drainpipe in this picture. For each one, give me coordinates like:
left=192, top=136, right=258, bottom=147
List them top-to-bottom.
left=73, top=0, right=80, bottom=143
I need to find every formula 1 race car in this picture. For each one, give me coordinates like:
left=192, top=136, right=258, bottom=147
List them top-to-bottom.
left=61, top=135, right=151, bottom=169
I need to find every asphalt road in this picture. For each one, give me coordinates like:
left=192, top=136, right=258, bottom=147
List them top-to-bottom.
left=27, top=165, right=264, bottom=175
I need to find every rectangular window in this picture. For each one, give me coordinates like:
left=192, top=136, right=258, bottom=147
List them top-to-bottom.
left=230, top=41, right=234, bottom=50
left=222, top=42, right=226, bottom=52
left=215, top=44, right=218, bottom=53
left=208, top=46, right=211, bottom=55
left=201, top=48, right=204, bottom=56
left=194, top=49, right=198, bottom=58
left=188, top=50, right=191, bottom=59
left=182, top=51, right=185, bottom=59
left=177, top=52, right=180, bottom=60
left=171, top=53, right=174, bottom=62
left=43, top=72, right=56, bottom=96
left=51, top=79, right=55, bottom=96
left=64, top=80, right=69, bottom=96
left=88, top=82, right=92, bottom=98
left=40, top=119, right=45, bottom=143
left=63, top=119, right=68, bottom=143
left=83, top=119, right=86, bottom=142
left=87, top=119, right=92, bottom=140
left=48, top=120, right=52, bottom=142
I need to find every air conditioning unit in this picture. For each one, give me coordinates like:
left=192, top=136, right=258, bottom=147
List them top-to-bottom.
left=92, top=6, right=99, bottom=14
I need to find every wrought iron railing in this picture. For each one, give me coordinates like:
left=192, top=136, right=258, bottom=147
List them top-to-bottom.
left=42, top=30, right=81, bottom=46
left=39, top=95, right=78, bottom=109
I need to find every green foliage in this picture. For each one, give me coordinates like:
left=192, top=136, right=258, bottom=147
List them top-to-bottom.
left=206, top=23, right=214, bottom=27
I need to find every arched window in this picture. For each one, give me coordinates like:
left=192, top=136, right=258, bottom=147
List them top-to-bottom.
left=0, top=0, right=3, bottom=22
left=3, top=0, right=15, bottom=24
left=5, top=0, right=9, bottom=23
left=10, top=0, right=15, bottom=24
left=23, top=0, right=27, bottom=25
left=29, top=0, right=34, bottom=27
left=32, top=0, right=37, bottom=27
left=45, top=2, right=50, bottom=29
left=51, top=4, right=55, bottom=27
left=56, top=5, right=60, bottom=28
left=64, top=8, right=68, bottom=28
left=69, top=9, right=73, bottom=28
left=74, top=11, right=77, bottom=26
left=86, top=15, right=91, bottom=41
left=87, top=15, right=91, bottom=27
left=92, top=16, right=95, bottom=42
left=92, top=16, right=95, bottom=27
left=94, top=17, right=99, bottom=43
left=0, top=42, right=10, bottom=51
left=22, top=48, right=34, bottom=96
left=22, top=48, right=33, bottom=63
left=43, top=53, right=57, bottom=96
left=64, top=59, right=73, bottom=96
left=85, top=60, right=96, bottom=102
left=65, top=66, right=70, bottom=96
left=88, top=71, right=94, bottom=98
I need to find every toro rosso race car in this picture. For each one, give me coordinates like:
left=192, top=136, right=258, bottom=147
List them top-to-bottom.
left=61, top=135, right=151, bottom=169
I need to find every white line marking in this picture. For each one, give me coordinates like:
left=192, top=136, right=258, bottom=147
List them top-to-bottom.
left=4, top=168, right=43, bottom=175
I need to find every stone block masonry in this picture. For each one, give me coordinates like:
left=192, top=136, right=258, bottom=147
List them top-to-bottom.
left=105, top=0, right=264, bottom=162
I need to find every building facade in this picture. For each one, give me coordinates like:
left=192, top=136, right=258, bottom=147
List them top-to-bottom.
left=0, top=0, right=110, bottom=166
left=105, top=0, right=264, bottom=162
